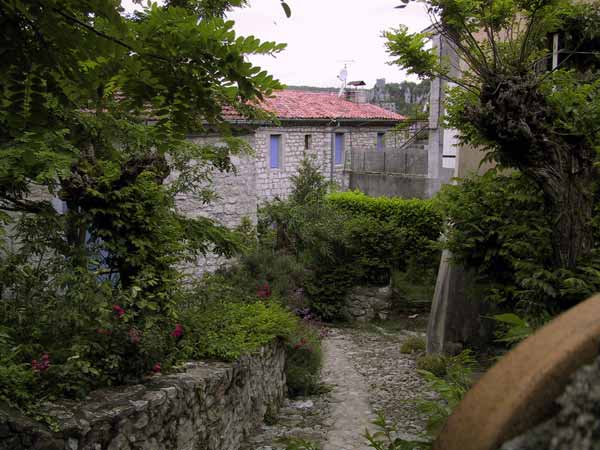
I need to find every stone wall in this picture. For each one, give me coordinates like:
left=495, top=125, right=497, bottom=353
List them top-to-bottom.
left=176, top=124, right=397, bottom=275
left=253, top=125, right=393, bottom=203
left=173, top=134, right=258, bottom=277
left=346, top=284, right=392, bottom=322
left=0, top=342, right=286, bottom=450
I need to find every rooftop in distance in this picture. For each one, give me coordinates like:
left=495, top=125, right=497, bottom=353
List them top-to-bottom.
left=255, top=89, right=406, bottom=122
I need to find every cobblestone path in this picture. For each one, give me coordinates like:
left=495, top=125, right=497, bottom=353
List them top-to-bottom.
left=242, top=323, right=432, bottom=450
left=322, top=329, right=377, bottom=450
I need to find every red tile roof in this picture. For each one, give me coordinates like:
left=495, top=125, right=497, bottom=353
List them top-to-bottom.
left=258, top=90, right=405, bottom=121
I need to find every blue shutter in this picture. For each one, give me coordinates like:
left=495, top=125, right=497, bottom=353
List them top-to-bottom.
left=335, top=133, right=344, bottom=165
left=377, top=133, right=385, bottom=151
left=270, top=135, right=281, bottom=168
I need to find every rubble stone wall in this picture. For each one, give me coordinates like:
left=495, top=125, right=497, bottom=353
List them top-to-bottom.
left=178, top=125, right=395, bottom=276
left=0, top=342, right=286, bottom=450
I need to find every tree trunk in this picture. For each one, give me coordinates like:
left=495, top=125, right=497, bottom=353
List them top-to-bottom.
left=528, top=156, right=595, bottom=269
left=547, top=173, right=594, bottom=269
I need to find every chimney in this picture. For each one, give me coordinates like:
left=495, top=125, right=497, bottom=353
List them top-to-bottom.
left=344, top=81, right=368, bottom=103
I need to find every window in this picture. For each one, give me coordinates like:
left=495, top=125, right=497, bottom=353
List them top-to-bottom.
left=377, top=132, right=385, bottom=151
left=334, top=133, right=344, bottom=165
left=270, top=134, right=282, bottom=169
left=304, top=134, right=312, bottom=150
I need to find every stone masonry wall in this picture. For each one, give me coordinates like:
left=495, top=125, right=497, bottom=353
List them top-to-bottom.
left=177, top=124, right=396, bottom=276
left=254, top=125, right=393, bottom=203
left=173, top=134, right=257, bottom=277
left=346, top=284, right=393, bottom=322
left=0, top=342, right=286, bottom=450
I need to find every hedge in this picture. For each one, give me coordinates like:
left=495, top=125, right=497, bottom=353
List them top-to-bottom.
left=326, top=191, right=443, bottom=243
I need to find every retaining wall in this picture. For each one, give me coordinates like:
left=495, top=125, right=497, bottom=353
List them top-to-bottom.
left=0, top=342, right=286, bottom=450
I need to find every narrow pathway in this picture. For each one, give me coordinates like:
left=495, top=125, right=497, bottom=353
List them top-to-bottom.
left=241, top=323, right=433, bottom=450
left=321, top=329, right=376, bottom=450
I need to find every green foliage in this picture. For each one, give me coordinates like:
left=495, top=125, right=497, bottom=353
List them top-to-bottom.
left=0, top=0, right=293, bottom=421
left=385, top=0, right=600, bottom=269
left=384, top=25, right=443, bottom=81
left=290, top=156, right=332, bottom=205
left=259, top=160, right=442, bottom=321
left=435, top=171, right=600, bottom=317
left=435, top=171, right=550, bottom=284
left=327, top=191, right=442, bottom=265
left=327, top=191, right=442, bottom=278
left=327, top=192, right=442, bottom=242
left=177, top=299, right=297, bottom=361
left=492, top=313, right=535, bottom=345
left=285, top=322, right=324, bottom=397
left=400, top=336, right=426, bottom=355
left=366, top=349, right=476, bottom=449
left=417, top=351, right=476, bottom=436
left=415, top=354, right=448, bottom=378
left=365, top=412, right=430, bottom=450
left=282, top=437, right=320, bottom=450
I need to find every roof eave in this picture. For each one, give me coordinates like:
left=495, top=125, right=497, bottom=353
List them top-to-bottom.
left=224, top=117, right=404, bottom=126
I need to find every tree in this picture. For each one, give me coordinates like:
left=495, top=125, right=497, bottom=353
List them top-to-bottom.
left=0, top=0, right=286, bottom=307
left=385, top=0, right=600, bottom=269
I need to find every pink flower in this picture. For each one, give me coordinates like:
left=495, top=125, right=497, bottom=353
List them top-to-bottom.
left=257, top=283, right=271, bottom=299
left=112, top=305, right=125, bottom=318
left=170, top=324, right=184, bottom=339
left=128, top=328, right=141, bottom=345
left=32, top=353, right=50, bottom=372
left=151, top=363, right=161, bottom=374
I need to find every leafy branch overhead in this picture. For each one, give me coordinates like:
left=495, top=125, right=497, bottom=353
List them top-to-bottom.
left=0, top=0, right=287, bottom=300
left=385, top=0, right=600, bottom=269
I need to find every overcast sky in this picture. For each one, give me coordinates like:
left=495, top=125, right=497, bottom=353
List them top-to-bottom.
left=121, top=1, right=432, bottom=88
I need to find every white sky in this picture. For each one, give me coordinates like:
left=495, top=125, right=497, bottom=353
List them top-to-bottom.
left=121, top=0, right=432, bottom=88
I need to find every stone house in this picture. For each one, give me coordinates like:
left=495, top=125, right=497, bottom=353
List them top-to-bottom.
left=177, top=89, right=404, bottom=275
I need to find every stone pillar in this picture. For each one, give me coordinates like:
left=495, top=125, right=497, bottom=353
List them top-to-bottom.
left=427, top=250, right=493, bottom=354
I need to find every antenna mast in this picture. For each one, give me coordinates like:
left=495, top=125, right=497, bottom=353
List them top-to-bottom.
left=336, top=60, right=355, bottom=97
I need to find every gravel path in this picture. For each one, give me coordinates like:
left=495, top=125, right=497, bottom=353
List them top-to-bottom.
left=242, top=324, right=433, bottom=450
left=343, top=326, right=434, bottom=440
left=321, top=329, right=377, bottom=450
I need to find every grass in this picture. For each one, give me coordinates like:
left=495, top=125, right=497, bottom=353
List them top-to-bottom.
left=400, top=335, right=426, bottom=354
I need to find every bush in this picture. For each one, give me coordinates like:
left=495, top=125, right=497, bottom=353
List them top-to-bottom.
left=259, top=161, right=444, bottom=321
left=435, top=171, right=600, bottom=319
left=327, top=190, right=443, bottom=266
left=177, top=298, right=298, bottom=362
left=285, top=321, right=324, bottom=397
left=400, top=336, right=426, bottom=354
left=416, top=351, right=476, bottom=436
left=416, top=354, right=448, bottom=377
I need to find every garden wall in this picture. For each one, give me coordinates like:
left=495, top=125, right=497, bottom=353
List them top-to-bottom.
left=0, top=342, right=286, bottom=450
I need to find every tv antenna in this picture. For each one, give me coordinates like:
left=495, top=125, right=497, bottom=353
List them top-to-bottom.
left=337, top=60, right=355, bottom=97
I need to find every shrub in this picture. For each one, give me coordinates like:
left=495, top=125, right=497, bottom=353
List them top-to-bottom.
left=259, top=159, right=443, bottom=321
left=435, top=171, right=600, bottom=318
left=327, top=190, right=443, bottom=265
left=177, top=299, right=298, bottom=362
left=285, top=321, right=324, bottom=397
left=400, top=336, right=426, bottom=354
left=417, top=351, right=476, bottom=436
left=416, top=354, right=447, bottom=378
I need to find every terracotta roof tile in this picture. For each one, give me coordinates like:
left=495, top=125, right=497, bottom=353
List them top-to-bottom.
left=258, top=90, right=405, bottom=121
